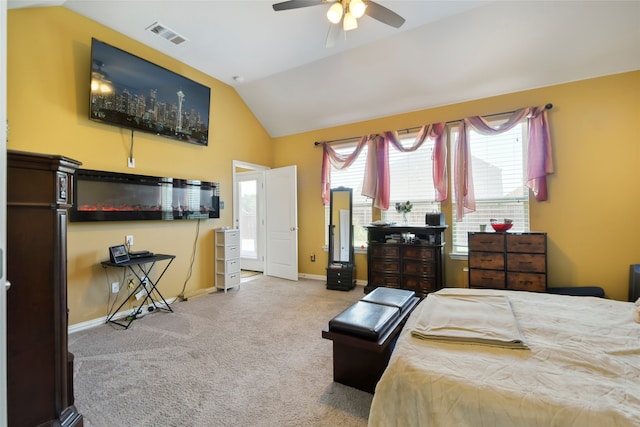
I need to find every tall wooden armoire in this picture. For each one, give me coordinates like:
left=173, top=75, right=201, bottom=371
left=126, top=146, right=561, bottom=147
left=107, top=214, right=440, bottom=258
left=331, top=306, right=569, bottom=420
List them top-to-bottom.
left=6, top=150, right=83, bottom=427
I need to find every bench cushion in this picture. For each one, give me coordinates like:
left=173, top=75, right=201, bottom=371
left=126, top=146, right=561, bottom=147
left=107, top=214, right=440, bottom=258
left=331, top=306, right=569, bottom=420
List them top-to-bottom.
left=361, top=287, right=416, bottom=312
left=328, top=300, right=400, bottom=340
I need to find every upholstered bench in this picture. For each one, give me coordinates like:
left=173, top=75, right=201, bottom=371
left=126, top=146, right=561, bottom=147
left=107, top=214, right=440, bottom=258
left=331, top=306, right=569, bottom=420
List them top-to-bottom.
left=322, top=287, right=420, bottom=393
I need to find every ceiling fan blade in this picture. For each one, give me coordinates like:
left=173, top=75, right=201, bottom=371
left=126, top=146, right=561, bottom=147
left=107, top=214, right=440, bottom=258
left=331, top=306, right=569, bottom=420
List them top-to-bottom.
left=272, top=0, right=327, bottom=11
left=365, top=1, right=406, bottom=28
left=325, top=23, right=343, bottom=48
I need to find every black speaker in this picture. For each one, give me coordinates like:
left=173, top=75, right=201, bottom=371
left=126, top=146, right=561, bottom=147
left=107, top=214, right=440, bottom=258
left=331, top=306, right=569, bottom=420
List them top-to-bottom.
left=425, top=212, right=445, bottom=226
left=630, top=264, right=640, bottom=302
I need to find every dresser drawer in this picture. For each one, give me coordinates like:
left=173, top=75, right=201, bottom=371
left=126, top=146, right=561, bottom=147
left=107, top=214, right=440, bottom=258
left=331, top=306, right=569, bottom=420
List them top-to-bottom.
left=216, top=229, right=240, bottom=246
left=469, top=233, right=504, bottom=252
left=506, top=233, right=545, bottom=253
left=216, top=244, right=239, bottom=259
left=369, top=244, right=399, bottom=258
left=402, top=246, right=434, bottom=260
left=469, top=251, right=505, bottom=270
left=507, top=253, right=546, bottom=273
left=216, top=258, right=241, bottom=274
left=370, top=259, right=400, bottom=273
left=403, top=260, right=434, bottom=276
left=327, top=268, right=353, bottom=281
left=469, top=268, right=506, bottom=288
left=216, top=271, right=241, bottom=287
left=507, top=272, right=546, bottom=292
left=368, top=273, right=401, bottom=288
left=402, top=275, right=437, bottom=292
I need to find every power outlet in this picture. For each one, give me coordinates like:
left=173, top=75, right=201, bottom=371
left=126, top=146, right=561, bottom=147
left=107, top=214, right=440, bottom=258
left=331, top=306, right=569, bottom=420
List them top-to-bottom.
left=127, top=157, right=135, bottom=168
left=125, top=235, right=134, bottom=246
left=111, top=281, right=120, bottom=293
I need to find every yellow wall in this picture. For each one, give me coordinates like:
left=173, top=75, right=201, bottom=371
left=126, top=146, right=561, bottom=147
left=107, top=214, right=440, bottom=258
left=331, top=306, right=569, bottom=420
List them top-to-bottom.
left=7, top=7, right=273, bottom=325
left=8, top=8, right=640, bottom=328
left=273, top=71, right=640, bottom=302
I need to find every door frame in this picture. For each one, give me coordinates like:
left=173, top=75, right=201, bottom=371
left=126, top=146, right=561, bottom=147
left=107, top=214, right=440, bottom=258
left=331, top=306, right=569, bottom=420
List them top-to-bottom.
left=1, top=2, right=9, bottom=424
left=232, top=160, right=268, bottom=273
left=235, top=169, right=265, bottom=272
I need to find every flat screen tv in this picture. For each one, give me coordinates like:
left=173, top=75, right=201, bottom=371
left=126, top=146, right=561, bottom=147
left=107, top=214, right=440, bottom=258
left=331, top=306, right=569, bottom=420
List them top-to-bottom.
left=89, top=38, right=210, bottom=146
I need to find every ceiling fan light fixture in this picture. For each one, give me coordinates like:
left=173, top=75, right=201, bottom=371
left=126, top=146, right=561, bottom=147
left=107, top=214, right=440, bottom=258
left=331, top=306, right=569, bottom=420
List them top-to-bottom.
left=350, top=0, right=366, bottom=19
left=326, top=2, right=344, bottom=24
left=343, top=11, right=358, bottom=31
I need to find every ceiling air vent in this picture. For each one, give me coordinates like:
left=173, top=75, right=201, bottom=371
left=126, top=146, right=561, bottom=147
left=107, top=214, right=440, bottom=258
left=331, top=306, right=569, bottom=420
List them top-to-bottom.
left=145, top=22, right=188, bottom=45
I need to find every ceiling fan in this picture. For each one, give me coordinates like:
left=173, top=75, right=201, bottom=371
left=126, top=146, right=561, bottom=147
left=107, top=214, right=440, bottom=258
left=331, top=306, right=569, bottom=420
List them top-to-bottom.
left=273, top=0, right=406, bottom=47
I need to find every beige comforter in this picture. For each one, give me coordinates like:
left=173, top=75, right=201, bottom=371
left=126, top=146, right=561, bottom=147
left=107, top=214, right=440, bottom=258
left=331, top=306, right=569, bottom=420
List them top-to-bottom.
left=369, top=288, right=640, bottom=427
left=411, top=293, right=528, bottom=349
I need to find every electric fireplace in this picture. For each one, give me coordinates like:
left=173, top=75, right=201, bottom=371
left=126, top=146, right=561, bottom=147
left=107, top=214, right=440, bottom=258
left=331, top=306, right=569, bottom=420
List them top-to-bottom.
left=70, top=169, right=220, bottom=222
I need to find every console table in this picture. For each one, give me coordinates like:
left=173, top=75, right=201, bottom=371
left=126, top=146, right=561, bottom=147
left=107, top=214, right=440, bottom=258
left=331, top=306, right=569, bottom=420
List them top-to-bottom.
left=365, top=225, right=447, bottom=297
left=101, top=254, right=175, bottom=329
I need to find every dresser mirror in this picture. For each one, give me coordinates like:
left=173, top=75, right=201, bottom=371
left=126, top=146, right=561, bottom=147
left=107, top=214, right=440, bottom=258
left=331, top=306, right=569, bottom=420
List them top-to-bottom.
left=328, top=187, right=354, bottom=265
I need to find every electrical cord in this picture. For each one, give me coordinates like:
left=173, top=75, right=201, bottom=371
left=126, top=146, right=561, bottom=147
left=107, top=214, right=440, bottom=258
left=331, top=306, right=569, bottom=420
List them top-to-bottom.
left=128, top=129, right=134, bottom=164
left=176, top=218, right=201, bottom=302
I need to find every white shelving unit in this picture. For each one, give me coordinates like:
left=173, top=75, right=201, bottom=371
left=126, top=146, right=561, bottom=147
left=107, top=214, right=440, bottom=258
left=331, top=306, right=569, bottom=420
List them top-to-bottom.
left=215, top=228, right=241, bottom=292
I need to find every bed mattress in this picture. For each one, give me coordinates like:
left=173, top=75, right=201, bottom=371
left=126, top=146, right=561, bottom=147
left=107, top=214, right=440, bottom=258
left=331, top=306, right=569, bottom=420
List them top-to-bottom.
left=369, top=288, right=640, bottom=427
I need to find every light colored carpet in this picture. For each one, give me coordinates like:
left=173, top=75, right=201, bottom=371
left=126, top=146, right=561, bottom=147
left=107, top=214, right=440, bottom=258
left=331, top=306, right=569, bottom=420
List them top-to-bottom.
left=69, top=276, right=373, bottom=427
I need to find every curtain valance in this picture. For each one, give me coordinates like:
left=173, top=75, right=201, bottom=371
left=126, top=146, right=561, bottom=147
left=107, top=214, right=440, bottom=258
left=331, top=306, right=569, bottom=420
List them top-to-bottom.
left=319, top=104, right=553, bottom=220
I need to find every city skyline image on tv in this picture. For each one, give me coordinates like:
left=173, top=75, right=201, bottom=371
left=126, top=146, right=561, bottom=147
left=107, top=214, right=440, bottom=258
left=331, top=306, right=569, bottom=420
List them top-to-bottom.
left=90, top=38, right=211, bottom=146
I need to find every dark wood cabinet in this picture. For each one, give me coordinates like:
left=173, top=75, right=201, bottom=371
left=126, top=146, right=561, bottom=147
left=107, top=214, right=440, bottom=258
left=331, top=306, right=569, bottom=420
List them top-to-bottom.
left=6, top=150, right=83, bottom=427
left=365, top=226, right=447, bottom=297
left=468, top=232, right=547, bottom=292
left=326, top=264, right=356, bottom=291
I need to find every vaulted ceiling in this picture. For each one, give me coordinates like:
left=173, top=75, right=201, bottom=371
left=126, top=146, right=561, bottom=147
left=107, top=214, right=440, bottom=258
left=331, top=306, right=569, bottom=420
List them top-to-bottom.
left=9, top=1, right=640, bottom=137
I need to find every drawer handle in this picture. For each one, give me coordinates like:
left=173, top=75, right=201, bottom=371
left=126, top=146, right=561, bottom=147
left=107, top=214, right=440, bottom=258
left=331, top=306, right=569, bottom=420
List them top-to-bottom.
left=480, top=258, right=494, bottom=262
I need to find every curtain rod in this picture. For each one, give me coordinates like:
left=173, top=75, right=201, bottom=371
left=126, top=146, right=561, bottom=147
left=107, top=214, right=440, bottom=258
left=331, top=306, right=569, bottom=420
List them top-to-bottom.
left=314, top=103, right=553, bottom=146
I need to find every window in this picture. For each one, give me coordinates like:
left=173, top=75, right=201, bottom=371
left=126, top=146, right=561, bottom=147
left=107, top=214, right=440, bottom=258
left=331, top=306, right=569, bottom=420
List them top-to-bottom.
left=450, top=118, right=530, bottom=253
left=380, top=133, right=441, bottom=224
left=326, top=135, right=442, bottom=248
left=325, top=142, right=371, bottom=249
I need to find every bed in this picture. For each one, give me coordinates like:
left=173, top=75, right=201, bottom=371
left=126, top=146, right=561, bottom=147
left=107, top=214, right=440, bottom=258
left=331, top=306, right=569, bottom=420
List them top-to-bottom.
left=368, top=287, right=640, bottom=427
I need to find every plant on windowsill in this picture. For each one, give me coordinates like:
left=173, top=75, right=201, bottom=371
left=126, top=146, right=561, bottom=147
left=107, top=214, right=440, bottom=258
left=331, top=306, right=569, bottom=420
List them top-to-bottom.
left=395, top=201, right=413, bottom=225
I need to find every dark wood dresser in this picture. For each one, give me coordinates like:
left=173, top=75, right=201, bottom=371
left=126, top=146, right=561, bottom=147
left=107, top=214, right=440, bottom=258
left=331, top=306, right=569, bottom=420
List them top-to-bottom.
left=6, top=150, right=83, bottom=427
left=365, top=226, right=447, bottom=297
left=468, top=232, right=547, bottom=292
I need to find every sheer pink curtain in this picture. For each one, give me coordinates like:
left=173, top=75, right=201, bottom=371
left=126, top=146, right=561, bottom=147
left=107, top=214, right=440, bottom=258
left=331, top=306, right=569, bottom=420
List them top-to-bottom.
left=453, top=106, right=553, bottom=220
left=526, top=106, right=553, bottom=201
left=362, top=123, right=446, bottom=210
left=430, top=123, right=447, bottom=202
left=362, top=135, right=389, bottom=209
left=320, top=136, right=368, bottom=205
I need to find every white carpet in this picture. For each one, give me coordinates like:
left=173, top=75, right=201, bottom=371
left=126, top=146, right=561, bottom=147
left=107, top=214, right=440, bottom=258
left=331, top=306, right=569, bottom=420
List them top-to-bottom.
left=69, top=276, right=373, bottom=426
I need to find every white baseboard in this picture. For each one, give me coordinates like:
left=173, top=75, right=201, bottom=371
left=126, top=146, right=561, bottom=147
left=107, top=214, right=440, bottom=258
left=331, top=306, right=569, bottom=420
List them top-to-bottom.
left=298, top=273, right=366, bottom=287
left=298, top=273, right=326, bottom=281
left=69, top=275, right=366, bottom=334
left=68, top=297, right=176, bottom=334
